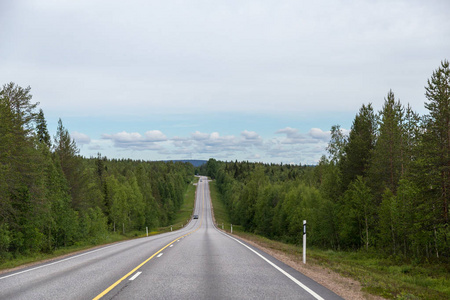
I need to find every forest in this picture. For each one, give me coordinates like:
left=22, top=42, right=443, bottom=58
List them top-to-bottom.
left=1, top=60, right=448, bottom=265
left=209, top=60, right=449, bottom=262
left=0, top=84, right=193, bottom=262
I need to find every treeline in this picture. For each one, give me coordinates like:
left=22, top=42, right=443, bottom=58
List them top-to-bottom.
left=212, top=60, right=450, bottom=262
left=0, top=82, right=194, bottom=262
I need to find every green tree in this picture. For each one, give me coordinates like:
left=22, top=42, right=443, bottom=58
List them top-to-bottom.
left=412, top=60, right=450, bottom=259
left=423, top=60, right=450, bottom=225
left=0, top=83, right=45, bottom=255
left=369, top=90, right=405, bottom=195
left=340, top=104, right=377, bottom=189
left=36, top=109, right=51, bottom=147
left=53, top=119, right=86, bottom=211
left=327, top=125, right=347, bottom=164
left=206, top=158, right=218, bottom=179
left=108, top=175, right=129, bottom=233
left=341, top=176, right=375, bottom=250
left=254, top=184, right=277, bottom=236
left=378, top=188, right=399, bottom=254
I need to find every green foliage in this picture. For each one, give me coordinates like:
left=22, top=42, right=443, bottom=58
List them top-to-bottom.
left=1, top=60, right=449, bottom=267
left=212, top=60, right=450, bottom=264
left=0, top=83, right=194, bottom=262
left=369, top=90, right=405, bottom=195
left=340, top=103, right=377, bottom=189
left=36, top=109, right=51, bottom=147
left=206, top=158, right=219, bottom=179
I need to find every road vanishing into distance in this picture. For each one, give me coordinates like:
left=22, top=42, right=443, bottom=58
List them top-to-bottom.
left=0, top=177, right=342, bottom=299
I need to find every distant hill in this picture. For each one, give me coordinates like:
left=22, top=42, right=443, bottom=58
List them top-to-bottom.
left=164, top=160, right=208, bottom=167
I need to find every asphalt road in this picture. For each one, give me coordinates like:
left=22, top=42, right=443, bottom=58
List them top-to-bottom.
left=0, top=176, right=342, bottom=300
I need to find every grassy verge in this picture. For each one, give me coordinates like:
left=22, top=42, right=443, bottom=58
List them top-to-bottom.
left=0, top=176, right=199, bottom=272
left=155, top=176, right=199, bottom=234
left=209, top=180, right=244, bottom=232
left=209, top=181, right=450, bottom=300
left=0, top=233, right=129, bottom=272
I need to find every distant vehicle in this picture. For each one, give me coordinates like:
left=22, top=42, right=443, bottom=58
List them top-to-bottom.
left=200, top=179, right=202, bottom=182
left=193, top=215, right=199, bottom=219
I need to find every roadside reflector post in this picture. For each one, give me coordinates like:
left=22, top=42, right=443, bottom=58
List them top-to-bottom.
left=303, top=220, right=306, bottom=264
left=123, top=223, right=125, bottom=235
left=222, top=223, right=224, bottom=230
left=231, top=224, right=233, bottom=234
left=171, top=225, right=173, bottom=232
left=146, top=227, right=148, bottom=237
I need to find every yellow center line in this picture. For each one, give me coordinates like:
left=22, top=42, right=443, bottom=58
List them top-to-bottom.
left=92, top=177, right=205, bottom=300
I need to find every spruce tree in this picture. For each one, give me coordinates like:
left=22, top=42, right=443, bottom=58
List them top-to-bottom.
left=423, top=60, right=450, bottom=225
left=369, top=90, right=404, bottom=195
left=340, top=103, right=377, bottom=189
left=36, top=109, right=51, bottom=147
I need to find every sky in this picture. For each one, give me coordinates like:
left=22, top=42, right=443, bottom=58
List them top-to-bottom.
left=1, top=0, right=449, bottom=165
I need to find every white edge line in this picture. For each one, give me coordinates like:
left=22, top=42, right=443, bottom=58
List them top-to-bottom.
left=1, top=226, right=194, bottom=280
left=217, top=230, right=324, bottom=300
left=0, top=243, right=118, bottom=280
left=129, top=271, right=142, bottom=281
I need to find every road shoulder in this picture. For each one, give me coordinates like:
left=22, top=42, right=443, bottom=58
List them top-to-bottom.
left=226, top=232, right=386, bottom=300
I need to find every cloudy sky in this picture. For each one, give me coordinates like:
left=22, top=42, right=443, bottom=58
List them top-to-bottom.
left=1, top=0, right=449, bottom=164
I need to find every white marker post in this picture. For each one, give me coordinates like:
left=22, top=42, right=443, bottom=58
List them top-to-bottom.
left=303, top=220, right=306, bottom=264
left=231, top=224, right=233, bottom=234
left=171, top=225, right=173, bottom=232
left=146, top=227, right=148, bottom=237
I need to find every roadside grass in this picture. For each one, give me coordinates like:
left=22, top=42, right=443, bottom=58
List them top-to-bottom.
left=0, top=176, right=199, bottom=272
left=156, top=176, right=199, bottom=234
left=209, top=180, right=243, bottom=233
left=209, top=181, right=450, bottom=300
left=0, top=233, right=129, bottom=271
left=307, top=248, right=449, bottom=300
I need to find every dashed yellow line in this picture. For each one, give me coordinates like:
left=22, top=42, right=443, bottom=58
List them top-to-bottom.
left=92, top=177, right=205, bottom=300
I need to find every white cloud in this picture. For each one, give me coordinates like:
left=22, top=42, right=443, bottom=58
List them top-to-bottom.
left=3, top=0, right=449, bottom=165
left=85, top=126, right=333, bottom=164
left=275, top=127, right=305, bottom=144
left=276, top=127, right=333, bottom=145
left=308, top=128, right=330, bottom=141
left=102, top=130, right=167, bottom=150
left=144, top=130, right=167, bottom=142
left=240, top=130, right=263, bottom=146
left=241, top=130, right=259, bottom=139
left=72, top=131, right=91, bottom=145
left=102, top=131, right=142, bottom=143
left=191, top=131, right=210, bottom=140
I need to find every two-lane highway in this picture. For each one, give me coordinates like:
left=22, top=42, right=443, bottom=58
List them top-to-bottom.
left=0, top=176, right=342, bottom=299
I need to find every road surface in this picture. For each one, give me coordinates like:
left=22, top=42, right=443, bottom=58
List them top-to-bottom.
left=0, top=176, right=342, bottom=299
